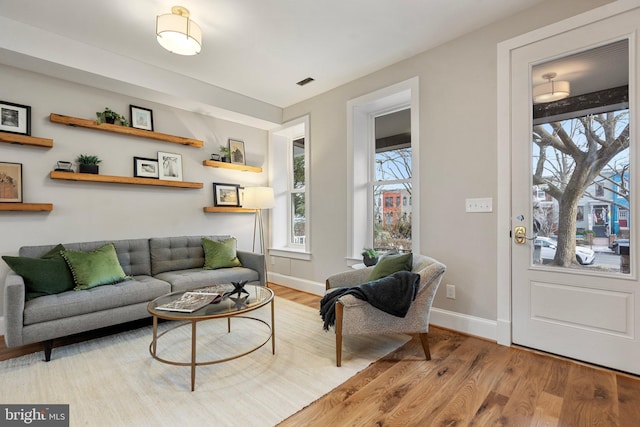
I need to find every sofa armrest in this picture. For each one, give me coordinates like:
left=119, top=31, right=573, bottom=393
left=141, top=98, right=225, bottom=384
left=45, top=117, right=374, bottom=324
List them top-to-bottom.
left=236, top=251, right=266, bottom=286
left=326, top=267, right=373, bottom=290
left=3, top=270, right=26, bottom=347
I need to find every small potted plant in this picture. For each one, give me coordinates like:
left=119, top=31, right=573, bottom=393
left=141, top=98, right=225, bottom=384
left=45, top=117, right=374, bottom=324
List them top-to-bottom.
left=96, top=107, right=129, bottom=126
left=219, top=145, right=231, bottom=163
left=76, top=154, right=102, bottom=174
left=362, top=248, right=379, bottom=266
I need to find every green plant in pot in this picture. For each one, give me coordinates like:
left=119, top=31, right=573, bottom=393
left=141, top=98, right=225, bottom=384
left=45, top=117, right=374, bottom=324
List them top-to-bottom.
left=96, top=107, right=129, bottom=126
left=219, top=145, right=231, bottom=163
left=76, top=154, right=102, bottom=174
left=361, top=248, right=379, bottom=266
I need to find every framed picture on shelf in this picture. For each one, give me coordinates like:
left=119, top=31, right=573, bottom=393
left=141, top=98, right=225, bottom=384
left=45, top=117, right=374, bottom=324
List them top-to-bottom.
left=0, top=101, right=31, bottom=136
left=130, top=105, right=154, bottom=131
left=228, top=138, right=246, bottom=165
left=157, top=151, right=183, bottom=181
left=133, top=157, right=159, bottom=179
left=0, top=162, right=23, bottom=203
left=213, top=183, right=240, bottom=207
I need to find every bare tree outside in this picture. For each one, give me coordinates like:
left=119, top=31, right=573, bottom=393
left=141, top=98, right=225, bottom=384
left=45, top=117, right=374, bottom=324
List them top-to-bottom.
left=533, top=109, right=629, bottom=266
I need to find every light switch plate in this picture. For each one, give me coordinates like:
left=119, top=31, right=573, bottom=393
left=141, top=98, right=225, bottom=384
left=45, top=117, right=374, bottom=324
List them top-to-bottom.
left=465, top=197, right=493, bottom=213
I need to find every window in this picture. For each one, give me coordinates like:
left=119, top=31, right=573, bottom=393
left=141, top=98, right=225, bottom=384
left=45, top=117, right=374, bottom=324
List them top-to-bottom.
left=347, top=77, right=419, bottom=261
left=269, top=116, right=310, bottom=259
left=291, top=138, right=306, bottom=246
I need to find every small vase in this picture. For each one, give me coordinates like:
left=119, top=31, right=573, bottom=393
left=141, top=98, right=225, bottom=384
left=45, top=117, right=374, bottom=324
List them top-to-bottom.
left=104, top=116, right=116, bottom=124
left=79, top=164, right=99, bottom=174
left=363, top=256, right=378, bottom=267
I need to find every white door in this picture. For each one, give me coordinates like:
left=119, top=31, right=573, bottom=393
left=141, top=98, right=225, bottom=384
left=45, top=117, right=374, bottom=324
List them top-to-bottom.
left=511, top=8, right=640, bottom=374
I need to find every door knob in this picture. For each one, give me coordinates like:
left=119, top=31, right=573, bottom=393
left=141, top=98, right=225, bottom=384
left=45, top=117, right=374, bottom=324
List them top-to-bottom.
left=514, top=226, right=527, bottom=244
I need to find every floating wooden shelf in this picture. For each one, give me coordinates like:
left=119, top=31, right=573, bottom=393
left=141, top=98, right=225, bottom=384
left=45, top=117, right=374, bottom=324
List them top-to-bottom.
left=49, top=114, right=204, bottom=148
left=0, top=131, right=53, bottom=148
left=203, top=160, right=262, bottom=173
left=50, top=171, right=203, bottom=189
left=0, top=203, right=53, bottom=212
left=203, top=207, right=256, bottom=213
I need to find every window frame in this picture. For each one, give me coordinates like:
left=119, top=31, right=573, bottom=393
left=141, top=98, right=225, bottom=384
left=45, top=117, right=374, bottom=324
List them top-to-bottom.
left=346, top=78, right=420, bottom=263
left=269, top=115, right=311, bottom=260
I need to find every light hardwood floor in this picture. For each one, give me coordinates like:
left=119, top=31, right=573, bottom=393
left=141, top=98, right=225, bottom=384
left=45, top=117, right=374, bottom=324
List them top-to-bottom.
left=2, top=283, right=640, bottom=426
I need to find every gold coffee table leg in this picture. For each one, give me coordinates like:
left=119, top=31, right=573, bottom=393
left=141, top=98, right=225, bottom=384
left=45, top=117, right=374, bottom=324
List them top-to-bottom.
left=271, top=299, right=276, bottom=354
left=191, top=321, right=196, bottom=392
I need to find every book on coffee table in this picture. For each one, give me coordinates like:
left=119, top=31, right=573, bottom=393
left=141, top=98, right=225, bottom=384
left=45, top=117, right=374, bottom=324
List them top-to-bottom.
left=156, top=291, right=222, bottom=313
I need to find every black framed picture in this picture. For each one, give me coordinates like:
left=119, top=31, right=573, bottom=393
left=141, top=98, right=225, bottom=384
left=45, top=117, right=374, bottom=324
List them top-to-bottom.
left=0, top=101, right=31, bottom=136
left=130, top=105, right=154, bottom=131
left=229, top=139, right=246, bottom=165
left=157, top=151, right=183, bottom=181
left=133, top=157, right=159, bottom=179
left=0, top=162, right=23, bottom=203
left=213, top=183, right=240, bottom=207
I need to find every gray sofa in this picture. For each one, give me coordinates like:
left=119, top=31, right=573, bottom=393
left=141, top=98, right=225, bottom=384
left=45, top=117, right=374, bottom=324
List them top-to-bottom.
left=3, top=235, right=265, bottom=361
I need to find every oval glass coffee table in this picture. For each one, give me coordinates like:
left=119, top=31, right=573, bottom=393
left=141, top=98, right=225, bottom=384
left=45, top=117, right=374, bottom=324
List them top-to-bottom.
left=147, top=284, right=275, bottom=391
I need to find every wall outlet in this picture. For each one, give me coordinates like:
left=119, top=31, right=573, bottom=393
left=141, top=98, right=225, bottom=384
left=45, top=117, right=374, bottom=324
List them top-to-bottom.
left=446, top=284, right=456, bottom=299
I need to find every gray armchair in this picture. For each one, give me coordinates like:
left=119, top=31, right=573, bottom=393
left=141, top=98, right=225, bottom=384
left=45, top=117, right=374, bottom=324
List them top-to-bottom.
left=325, top=254, right=446, bottom=366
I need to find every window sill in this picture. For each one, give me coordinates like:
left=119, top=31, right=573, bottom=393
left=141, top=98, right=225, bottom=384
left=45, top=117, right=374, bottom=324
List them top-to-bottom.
left=269, top=248, right=312, bottom=261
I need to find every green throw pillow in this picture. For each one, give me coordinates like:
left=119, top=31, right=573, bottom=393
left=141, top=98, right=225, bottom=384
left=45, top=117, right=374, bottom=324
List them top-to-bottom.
left=202, top=237, right=242, bottom=270
left=61, top=243, right=128, bottom=290
left=2, top=244, right=75, bottom=300
left=368, top=252, right=413, bottom=281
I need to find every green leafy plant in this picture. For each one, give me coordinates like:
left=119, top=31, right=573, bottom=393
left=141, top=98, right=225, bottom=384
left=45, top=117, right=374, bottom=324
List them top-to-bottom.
left=96, top=107, right=129, bottom=126
left=219, top=145, right=231, bottom=156
left=76, top=154, right=102, bottom=165
left=361, top=248, right=378, bottom=258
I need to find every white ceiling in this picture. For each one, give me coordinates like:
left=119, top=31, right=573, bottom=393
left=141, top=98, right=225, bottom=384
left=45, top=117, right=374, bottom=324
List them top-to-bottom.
left=0, top=0, right=549, bottom=111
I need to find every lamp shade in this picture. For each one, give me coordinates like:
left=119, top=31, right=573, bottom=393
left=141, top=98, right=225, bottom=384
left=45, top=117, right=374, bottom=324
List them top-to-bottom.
left=156, top=6, right=202, bottom=56
left=533, top=80, right=570, bottom=104
left=243, top=187, right=275, bottom=209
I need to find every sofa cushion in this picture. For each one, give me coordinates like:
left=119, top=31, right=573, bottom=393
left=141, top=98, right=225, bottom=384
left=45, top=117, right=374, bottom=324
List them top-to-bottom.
left=150, top=235, right=231, bottom=275
left=202, top=237, right=242, bottom=269
left=19, top=238, right=152, bottom=277
left=61, top=243, right=129, bottom=290
left=2, top=244, right=75, bottom=300
left=369, top=252, right=413, bottom=281
left=155, top=267, right=259, bottom=292
left=22, top=276, right=171, bottom=325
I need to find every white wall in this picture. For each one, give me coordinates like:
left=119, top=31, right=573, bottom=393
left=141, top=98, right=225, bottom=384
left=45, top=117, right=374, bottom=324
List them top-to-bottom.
left=275, top=0, right=613, bottom=328
left=0, top=65, right=269, bottom=316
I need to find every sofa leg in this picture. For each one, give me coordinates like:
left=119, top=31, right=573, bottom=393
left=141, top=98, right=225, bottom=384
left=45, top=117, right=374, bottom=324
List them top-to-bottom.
left=335, top=301, right=343, bottom=367
left=419, top=333, right=431, bottom=361
left=43, top=340, right=53, bottom=362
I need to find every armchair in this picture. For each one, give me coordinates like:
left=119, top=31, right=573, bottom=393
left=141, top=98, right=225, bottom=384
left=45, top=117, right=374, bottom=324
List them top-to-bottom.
left=325, top=254, right=446, bottom=366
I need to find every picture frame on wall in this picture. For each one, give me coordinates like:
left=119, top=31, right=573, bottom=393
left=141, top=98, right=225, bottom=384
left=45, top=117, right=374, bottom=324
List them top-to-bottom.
left=0, top=101, right=31, bottom=136
left=130, top=105, right=154, bottom=131
left=228, top=138, right=246, bottom=165
left=157, top=151, right=183, bottom=181
left=133, top=157, right=159, bottom=179
left=0, top=162, right=23, bottom=203
left=213, top=183, right=240, bottom=207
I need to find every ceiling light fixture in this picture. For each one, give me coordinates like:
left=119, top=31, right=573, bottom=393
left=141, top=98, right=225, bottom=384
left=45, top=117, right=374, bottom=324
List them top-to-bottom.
left=156, top=6, right=202, bottom=56
left=533, top=72, right=570, bottom=104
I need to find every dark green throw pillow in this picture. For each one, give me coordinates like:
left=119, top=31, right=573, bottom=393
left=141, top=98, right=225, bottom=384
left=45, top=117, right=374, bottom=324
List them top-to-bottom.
left=202, top=237, right=242, bottom=270
left=61, top=243, right=128, bottom=290
left=2, top=244, right=75, bottom=300
left=368, top=252, right=413, bottom=281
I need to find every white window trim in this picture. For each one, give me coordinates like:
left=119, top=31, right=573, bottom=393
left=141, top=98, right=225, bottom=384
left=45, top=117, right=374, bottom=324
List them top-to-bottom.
left=346, top=77, right=420, bottom=264
left=269, top=115, right=311, bottom=260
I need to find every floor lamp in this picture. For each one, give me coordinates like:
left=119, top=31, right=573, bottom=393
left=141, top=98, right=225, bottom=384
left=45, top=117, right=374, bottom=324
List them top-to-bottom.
left=243, top=187, right=274, bottom=285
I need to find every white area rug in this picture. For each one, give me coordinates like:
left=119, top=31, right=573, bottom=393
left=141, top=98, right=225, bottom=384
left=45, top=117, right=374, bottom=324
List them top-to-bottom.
left=0, top=297, right=409, bottom=426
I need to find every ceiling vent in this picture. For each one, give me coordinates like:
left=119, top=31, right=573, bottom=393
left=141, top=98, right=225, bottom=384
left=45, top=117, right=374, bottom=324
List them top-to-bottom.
left=296, top=77, right=315, bottom=86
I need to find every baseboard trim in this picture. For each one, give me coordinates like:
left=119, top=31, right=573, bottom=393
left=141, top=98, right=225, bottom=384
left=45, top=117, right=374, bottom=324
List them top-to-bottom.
left=269, top=273, right=325, bottom=296
left=430, top=308, right=497, bottom=342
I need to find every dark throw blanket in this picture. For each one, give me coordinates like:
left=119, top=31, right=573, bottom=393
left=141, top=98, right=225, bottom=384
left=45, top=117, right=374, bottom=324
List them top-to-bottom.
left=320, top=270, right=420, bottom=331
